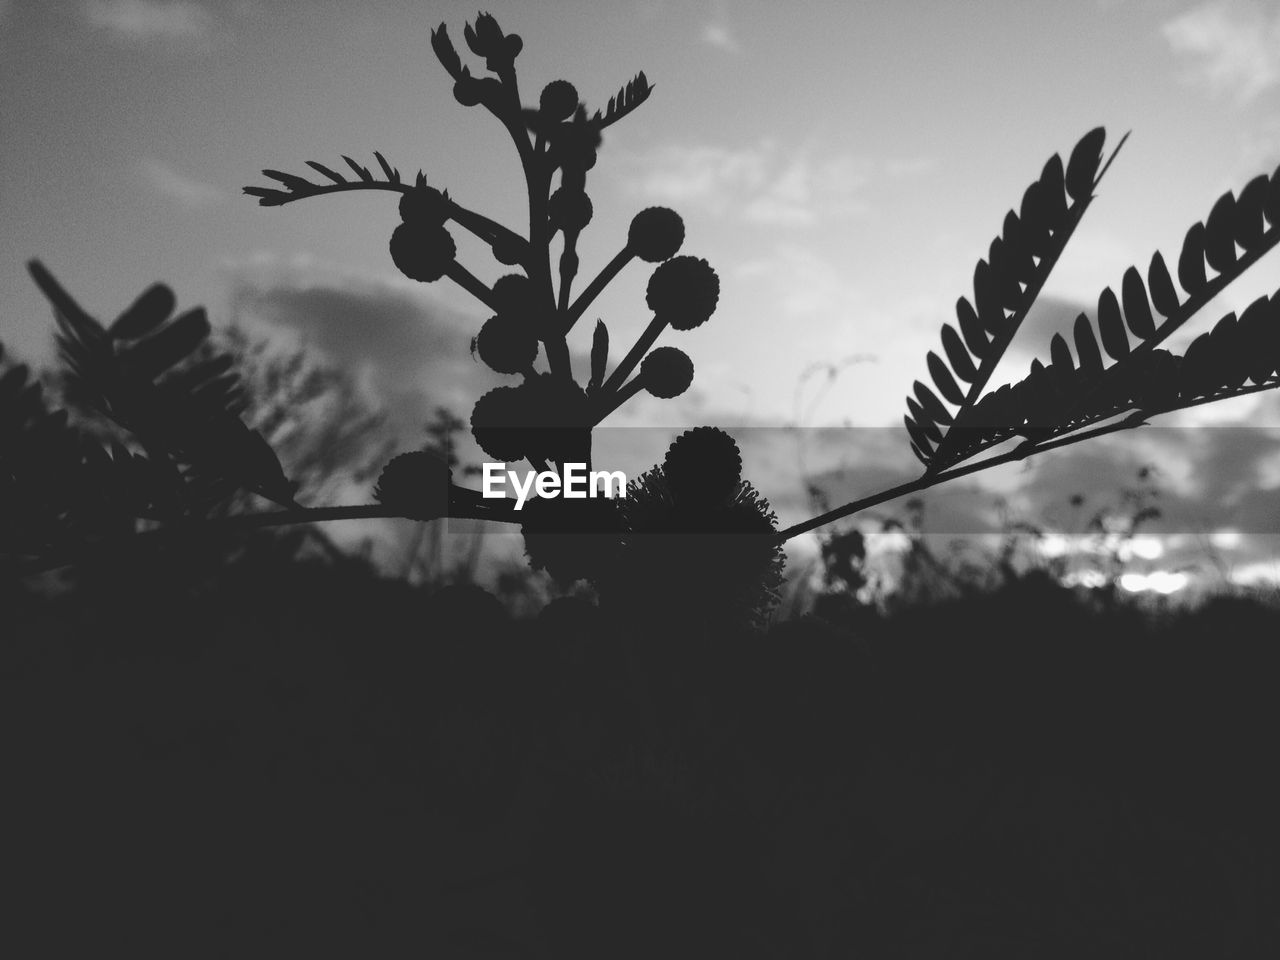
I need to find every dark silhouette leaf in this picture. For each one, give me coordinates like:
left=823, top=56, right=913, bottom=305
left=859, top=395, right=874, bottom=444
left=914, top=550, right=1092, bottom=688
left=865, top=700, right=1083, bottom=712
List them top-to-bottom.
left=593, top=71, right=652, bottom=129
left=1065, top=126, right=1105, bottom=202
left=374, top=151, right=399, bottom=183
left=1039, top=154, right=1068, bottom=222
left=342, top=155, right=373, bottom=183
left=304, top=160, right=346, bottom=184
left=1265, top=162, right=1280, bottom=226
left=262, top=168, right=312, bottom=191
left=1234, top=175, right=1268, bottom=250
left=1203, top=191, right=1238, bottom=273
left=1178, top=222, right=1208, bottom=294
left=1148, top=251, right=1180, bottom=318
left=973, top=260, right=1004, bottom=334
left=1121, top=266, right=1155, bottom=338
left=110, top=284, right=176, bottom=340
left=1097, top=287, right=1129, bottom=360
left=1236, top=296, right=1274, bottom=385
left=956, top=297, right=989, bottom=357
left=123, top=308, right=211, bottom=383
left=1073, top=313, right=1103, bottom=374
left=589, top=320, right=608, bottom=392
left=940, top=324, right=977, bottom=382
left=1049, top=332, right=1073, bottom=373
left=927, top=351, right=965, bottom=405
left=913, top=381, right=953, bottom=425
left=906, top=398, right=943, bottom=442
left=904, top=415, right=934, bottom=457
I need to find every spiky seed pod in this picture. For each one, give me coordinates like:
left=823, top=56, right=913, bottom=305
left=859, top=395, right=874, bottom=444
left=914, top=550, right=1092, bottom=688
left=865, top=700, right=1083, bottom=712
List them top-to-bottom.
left=539, top=79, right=579, bottom=121
left=398, top=184, right=450, bottom=225
left=549, top=188, right=593, bottom=233
left=628, top=207, right=685, bottom=263
left=389, top=221, right=456, bottom=283
left=646, top=256, right=720, bottom=330
left=491, top=273, right=533, bottom=314
left=476, top=314, right=538, bottom=374
left=641, top=346, right=694, bottom=398
left=470, top=386, right=528, bottom=461
left=662, top=426, right=742, bottom=505
left=373, top=451, right=452, bottom=520
left=601, top=464, right=785, bottom=628
left=521, top=495, right=622, bottom=585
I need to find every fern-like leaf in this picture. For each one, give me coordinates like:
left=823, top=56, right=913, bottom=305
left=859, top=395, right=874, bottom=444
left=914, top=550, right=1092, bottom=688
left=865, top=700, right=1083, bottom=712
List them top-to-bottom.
left=592, top=72, right=651, bottom=129
left=906, top=127, right=1126, bottom=471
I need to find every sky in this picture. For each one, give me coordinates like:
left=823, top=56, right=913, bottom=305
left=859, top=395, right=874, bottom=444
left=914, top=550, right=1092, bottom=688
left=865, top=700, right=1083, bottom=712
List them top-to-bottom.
left=3, top=0, right=1280, bottom=593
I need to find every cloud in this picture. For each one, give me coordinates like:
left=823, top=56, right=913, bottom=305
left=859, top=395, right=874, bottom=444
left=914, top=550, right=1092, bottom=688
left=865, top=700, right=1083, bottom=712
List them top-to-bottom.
left=84, top=0, right=214, bottom=43
left=701, top=0, right=741, bottom=52
left=1162, top=1, right=1280, bottom=103
left=618, top=140, right=873, bottom=227
left=140, top=158, right=224, bottom=208
left=223, top=258, right=495, bottom=443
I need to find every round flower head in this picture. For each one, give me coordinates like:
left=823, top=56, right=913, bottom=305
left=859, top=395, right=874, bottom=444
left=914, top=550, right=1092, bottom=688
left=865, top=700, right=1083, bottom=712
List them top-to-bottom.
left=539, top=79, right=579, bottom=121
left=398, top=184, right=450, bottom=225
left=549, top=188, right=593, bottom=233
left=628, top=207, right=685, bottom=263
left=390, top=221, right=456, bottom=283
left=645, top=256, right=719, bottom=330
left=491, top=273, right=533, bottom=315
left=475, top=314, right=538, bottom=375
left=641, top=347, right=694, bottom=398
left=470, top=386, right=528, bottom=461
left=662, top=426, right=742, bottom=505
left=373, top=451, right=452, bottom=520
left=601, top=464, right=785, bottom=629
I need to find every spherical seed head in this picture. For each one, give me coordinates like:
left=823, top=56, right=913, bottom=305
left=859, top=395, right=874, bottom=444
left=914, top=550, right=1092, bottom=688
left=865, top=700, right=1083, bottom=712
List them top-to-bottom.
left=539, top=79, right=579, bottom=121
left=398, top=184, right=449, bottom=225
left=548, top=188, right=593, bottom=233
left=628, top=207, right=685, bottom=263
left=389, top=221, right=455, bottom=283
left=645, top=256, right=720, bottom=330
left=491, top=273, right=532, bottom=314
left=476, top=314, right=538, bottom=375
left=640, top=346, right=694, bottom=398
left=470, top=386, right=528, bottom=461
left=662, top=426, right=742, bottom=505
left=373, top=451, right=452, bottom=520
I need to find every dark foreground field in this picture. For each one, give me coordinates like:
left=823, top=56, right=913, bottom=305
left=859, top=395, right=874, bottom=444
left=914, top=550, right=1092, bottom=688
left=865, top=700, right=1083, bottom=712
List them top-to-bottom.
left=8, top=557, right=1280, bottom=958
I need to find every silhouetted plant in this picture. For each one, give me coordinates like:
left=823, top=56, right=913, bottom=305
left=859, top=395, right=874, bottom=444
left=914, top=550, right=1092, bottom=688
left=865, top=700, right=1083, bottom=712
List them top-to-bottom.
left=6, top=12, right=1280, bottom=625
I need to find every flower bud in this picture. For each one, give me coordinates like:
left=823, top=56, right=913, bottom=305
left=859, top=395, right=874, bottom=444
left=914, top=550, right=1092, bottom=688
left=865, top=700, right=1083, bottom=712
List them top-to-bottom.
left=539, top=80, right=579, bottom=121
left=398, top=184, right=450, bottom=225
left=548, top=188, right=593, bottom=233
left=628, top=207, right=685, bottom=263
left=389, top=221, right=456, bottom=283
left=645, top=256, right=719, bottom=330
left=491, top=273, right=532, bottom=314
left=476, top=314, right=538, bottom=375
left=640, top=346, right=694, bottom=398
left=470, top=386, right=527, bottom=461
left=662, top=426, right=742, bottom=505
left=373, top=451, right=452, bottom=520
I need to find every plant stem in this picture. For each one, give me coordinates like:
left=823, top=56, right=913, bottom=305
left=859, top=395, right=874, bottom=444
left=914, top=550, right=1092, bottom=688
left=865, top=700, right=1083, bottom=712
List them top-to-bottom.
left=565, top=246, right=633, bottom=333
left=601, top=315, right=665, bottom=395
